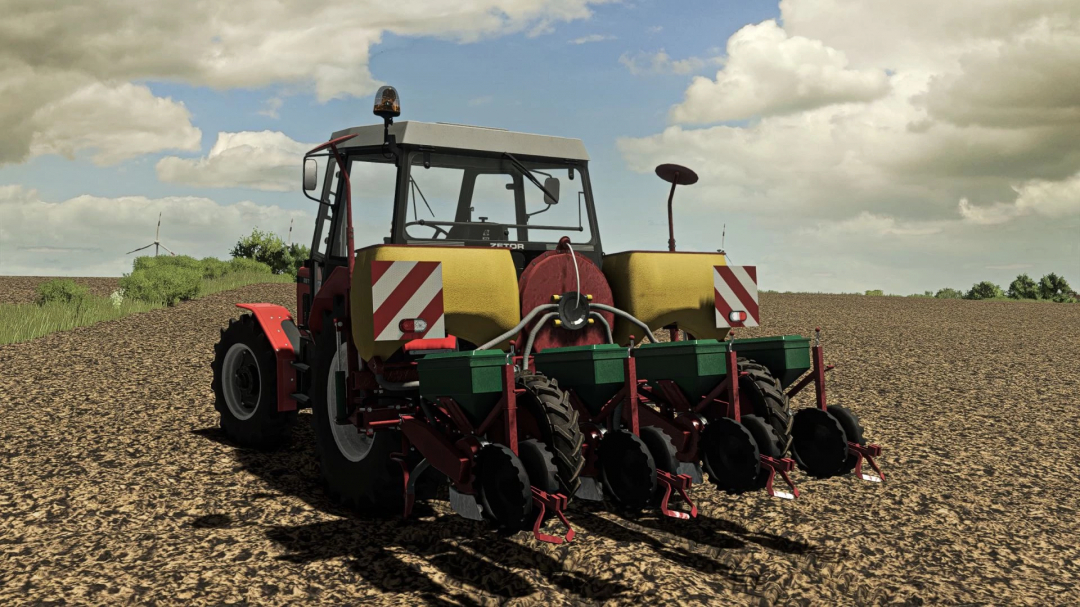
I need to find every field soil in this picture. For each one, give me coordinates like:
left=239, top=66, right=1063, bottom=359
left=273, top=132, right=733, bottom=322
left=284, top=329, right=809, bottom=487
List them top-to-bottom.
left=0, top=276, right=121, bottom=304
left=1, top=284, right=1078, bottom=606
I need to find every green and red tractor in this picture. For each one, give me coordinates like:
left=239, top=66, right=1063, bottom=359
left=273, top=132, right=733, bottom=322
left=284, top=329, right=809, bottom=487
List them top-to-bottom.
left=211, top=87, right=884, bottom=543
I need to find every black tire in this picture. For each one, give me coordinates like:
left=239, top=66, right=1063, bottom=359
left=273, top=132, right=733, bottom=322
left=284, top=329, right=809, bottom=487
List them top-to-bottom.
left=211, top=314, right=297, bottom=450
left=310, top=326, right=404, bottom=515
left=737, top=359, right=793, bottom=455
left=515, top=373, right=585, bottom=498
left=828, top=405, right=866, bottom=475
left=790, top=407, right=849, bottom=479
left=740, top=414, right=783, bottom=490
left=701, top=417, right=760, bottom=494
left=640, top=426, right=680, bottom=506
left=599, top=429, right=656, bottom=512
left=518, top=438, right=560, bottom=494
left=476, top=443, right=533, bottom=530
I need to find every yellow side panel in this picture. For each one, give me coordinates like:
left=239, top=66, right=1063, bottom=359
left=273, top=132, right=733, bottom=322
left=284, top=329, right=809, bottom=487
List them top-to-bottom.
left=352, top=246, right=521, bottom=361
left=602, top=251, right=730, bottom=343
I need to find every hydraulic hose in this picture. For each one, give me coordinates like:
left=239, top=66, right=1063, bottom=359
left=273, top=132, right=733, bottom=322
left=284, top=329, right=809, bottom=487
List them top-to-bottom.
left=476, top=303, right=559, bottom=351
left=589, top=303, right=659, bottom=344
left=590, top=311, right=614, bottom=344
left=522, top=312, right=560, bottom=371
left=375, top=375, right=420, bottom=391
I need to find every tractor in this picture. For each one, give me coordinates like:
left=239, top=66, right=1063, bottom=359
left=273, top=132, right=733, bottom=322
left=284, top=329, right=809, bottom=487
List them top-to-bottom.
left=211, top=86, right=884, bottom=544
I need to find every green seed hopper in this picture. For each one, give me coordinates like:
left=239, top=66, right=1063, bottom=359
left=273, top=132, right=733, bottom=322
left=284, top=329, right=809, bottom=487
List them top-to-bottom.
left=532, top=344, right=629, bottom=414
left=417, top=349, right=508, bottom=427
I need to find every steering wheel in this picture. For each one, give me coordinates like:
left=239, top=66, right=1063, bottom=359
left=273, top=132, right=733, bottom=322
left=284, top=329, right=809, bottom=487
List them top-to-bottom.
left=405, top=221, right=449, bottom=239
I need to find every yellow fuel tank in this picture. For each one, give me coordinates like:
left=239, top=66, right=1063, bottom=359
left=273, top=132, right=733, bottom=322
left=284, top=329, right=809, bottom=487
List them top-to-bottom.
left=352, top=245, right=520, bottom=361
left=602, top=251, right=730, bottom=343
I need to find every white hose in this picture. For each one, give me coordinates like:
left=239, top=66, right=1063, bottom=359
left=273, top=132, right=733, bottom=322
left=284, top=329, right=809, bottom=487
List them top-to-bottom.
left=566, top=242, right=581, bottom=307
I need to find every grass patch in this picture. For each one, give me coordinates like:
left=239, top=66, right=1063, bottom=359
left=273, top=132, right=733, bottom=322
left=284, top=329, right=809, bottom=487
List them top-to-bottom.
left=0, top=270, right=294, bottom=346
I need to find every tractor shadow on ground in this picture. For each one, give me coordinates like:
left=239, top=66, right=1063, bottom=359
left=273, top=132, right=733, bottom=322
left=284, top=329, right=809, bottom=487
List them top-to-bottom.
left=191, top=416, right=630, bottom=604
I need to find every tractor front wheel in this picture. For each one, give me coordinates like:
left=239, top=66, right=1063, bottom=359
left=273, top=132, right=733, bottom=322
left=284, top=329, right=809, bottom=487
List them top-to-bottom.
left=211, top=314, right=297, bottom=450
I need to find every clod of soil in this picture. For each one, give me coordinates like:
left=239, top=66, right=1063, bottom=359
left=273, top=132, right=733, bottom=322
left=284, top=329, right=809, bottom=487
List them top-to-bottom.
left=0, top=276, right=121, bottom=304
left=1, top=286, right=1078, bottom=605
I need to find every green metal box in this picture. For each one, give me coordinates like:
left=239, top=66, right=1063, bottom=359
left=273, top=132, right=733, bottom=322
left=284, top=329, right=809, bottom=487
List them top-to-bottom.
left=729, top=334, right=811, bottom=389
left=634, top=339, right=729, bottom=400
left=533, top=344, right=628, bottom=415
left=418, top=349, right=507, bottom=427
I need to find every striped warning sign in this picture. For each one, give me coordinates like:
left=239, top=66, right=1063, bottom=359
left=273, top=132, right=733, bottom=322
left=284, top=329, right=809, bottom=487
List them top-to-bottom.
left=371, top=260, right=446, bottom=341
left=714, top=265, right=759, bottom=328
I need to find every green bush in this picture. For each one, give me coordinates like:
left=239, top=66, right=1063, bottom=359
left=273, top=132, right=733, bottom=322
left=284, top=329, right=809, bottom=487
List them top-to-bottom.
left=231, top=228, right=308, bottom=275
left=133, top=254, right=204, bottom=274
left=201, top=257, right=231, bottom=279
left=229, top=257, right=273, bottom=275
left=119, top=265, right=201, bottom=306
left=1007, top=273, right=1039, bottom=300
left=1038, top=273, right=1073, bottom=302
left=35, top=279, right=90, bottom=306
left=965, top=281, right=1004, bottom=300
left=935, top=288, right=964, bottom=299
left=864, top=289, right=884, bottom=296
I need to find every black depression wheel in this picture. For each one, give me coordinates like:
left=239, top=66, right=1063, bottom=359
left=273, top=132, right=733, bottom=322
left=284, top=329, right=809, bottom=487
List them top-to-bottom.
left=211, top=314, right=297, bottom=450
left=310, top=326, right=404, bottom=515
left=738, top=359, right=793, bottom=456
left=516, top=373, right=586, bottom=498
left=828, top=405, right=866, bottom=475
left=790, top=407, right=849, bottom=478
left=740, top=414, right=783, bottom=490
left=701, top=417, right=760, bottom=493
left=639, top=426, right=680, bottom=506
left=599, top=429, right=657, bottom=512
left=518, top=438, right=560, bottom=494
left=476, top=443, right=533, bottom=530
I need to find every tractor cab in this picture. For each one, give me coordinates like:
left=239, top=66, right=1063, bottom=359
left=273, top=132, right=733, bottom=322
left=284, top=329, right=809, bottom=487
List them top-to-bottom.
left=304, top=100, right=601, bottom=276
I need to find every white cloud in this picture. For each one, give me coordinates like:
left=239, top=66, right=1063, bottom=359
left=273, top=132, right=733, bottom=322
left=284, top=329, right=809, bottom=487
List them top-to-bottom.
left=0, top=0, right=614, bottom=165
left=615, top=0, right=1080, bottom=293
left=669, top=20, right=890, bottom=124
left=570, top=34, right=615, bottom=44
left=619, top=49, right=718, bottom=76
left=24, top=81, right=202, bottom=166
left=468, top=95, right=494, bottom=107
left=257, top=97, right=284, bottom=119
left=156, top=131, right=314, bottom=192
left=0, top=186, right=311, bottom=276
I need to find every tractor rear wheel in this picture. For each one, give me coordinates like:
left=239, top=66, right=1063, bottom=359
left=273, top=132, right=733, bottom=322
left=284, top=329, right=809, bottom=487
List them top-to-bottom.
left=211, top=314, right=297, bottom=450
left=310, top=327, right=404, bottom=515
left=737, top=359, right=793, bottom=455
left=515, top=373, right=586, bottom=498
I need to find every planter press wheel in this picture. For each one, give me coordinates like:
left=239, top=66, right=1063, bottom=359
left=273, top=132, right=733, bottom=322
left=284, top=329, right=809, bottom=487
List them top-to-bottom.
left=828, top=405, right=866, bottom=475
left=790, top=407, right=849, bottom=478
left=740, top=415, right=784, bottom=490
left=700, top=417, right=760, bottom=493
left=639, top=426, right=679, bottom=504
left=599, top=429, right=657, bottom=512
left=519, top=438, right=560, bottom=494
left=476, top=443, right=533, bottom=530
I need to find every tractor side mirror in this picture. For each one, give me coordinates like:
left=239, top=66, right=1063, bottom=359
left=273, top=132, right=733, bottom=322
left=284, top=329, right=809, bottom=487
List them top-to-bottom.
left=303, top=158, right=319, bottom=192
left=544, top=177, right=560, bottom=205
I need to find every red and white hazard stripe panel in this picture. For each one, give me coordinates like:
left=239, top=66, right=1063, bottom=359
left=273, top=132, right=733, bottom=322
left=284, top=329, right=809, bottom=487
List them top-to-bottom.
left=371, top=260, right=446, bottom=341
left=714, top=265, right=759, bottom=328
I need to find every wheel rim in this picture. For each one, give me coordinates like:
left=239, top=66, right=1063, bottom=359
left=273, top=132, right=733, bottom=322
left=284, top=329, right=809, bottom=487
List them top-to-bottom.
left=222, top=343, right=261, bottom=421
left=327, top=343, right=373, bottom=462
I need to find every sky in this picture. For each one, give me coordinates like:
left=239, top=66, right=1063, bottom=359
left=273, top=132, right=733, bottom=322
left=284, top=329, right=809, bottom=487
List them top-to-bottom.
left=0, top=0, right=1077, bottom=295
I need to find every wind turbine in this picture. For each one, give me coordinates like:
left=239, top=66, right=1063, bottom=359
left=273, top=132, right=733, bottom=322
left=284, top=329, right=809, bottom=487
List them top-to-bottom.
left=126, top=211, right=176, bottom=257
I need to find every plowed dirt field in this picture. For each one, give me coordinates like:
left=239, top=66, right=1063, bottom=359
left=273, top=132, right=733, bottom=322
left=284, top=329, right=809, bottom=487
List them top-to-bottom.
left=2, top=282, right=1078, bottom=606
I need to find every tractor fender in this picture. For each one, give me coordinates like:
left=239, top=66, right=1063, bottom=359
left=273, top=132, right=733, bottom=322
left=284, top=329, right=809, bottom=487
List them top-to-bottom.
left=235, top=303, right=299, bottom=413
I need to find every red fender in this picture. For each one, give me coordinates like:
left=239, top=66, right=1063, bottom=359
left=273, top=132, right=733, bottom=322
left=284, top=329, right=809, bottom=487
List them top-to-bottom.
left=235, top=303, right=298, bottom=413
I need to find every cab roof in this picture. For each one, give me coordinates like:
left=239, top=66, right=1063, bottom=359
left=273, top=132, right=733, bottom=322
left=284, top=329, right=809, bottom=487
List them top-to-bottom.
left=330, top=121, right=590, bottom=161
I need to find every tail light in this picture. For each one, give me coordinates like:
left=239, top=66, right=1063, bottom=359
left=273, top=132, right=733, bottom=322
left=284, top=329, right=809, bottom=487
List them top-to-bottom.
left=728, top=311, right=747, bottom=323
left=399, top=318, right=428, bottom=334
